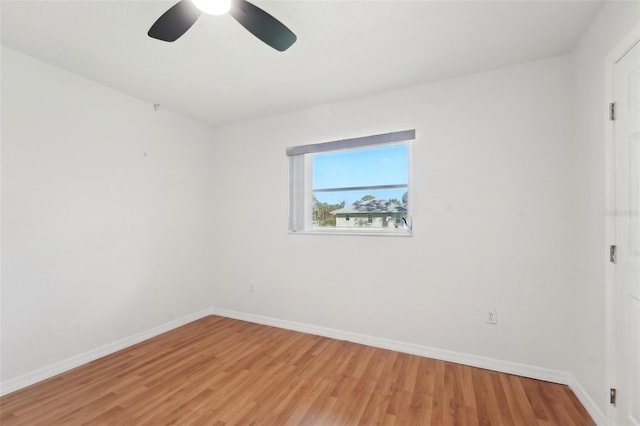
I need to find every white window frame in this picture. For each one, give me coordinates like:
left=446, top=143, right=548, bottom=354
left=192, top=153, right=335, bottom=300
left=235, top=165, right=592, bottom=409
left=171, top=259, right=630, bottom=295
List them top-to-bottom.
left=287, top=129, right=414, bottom=236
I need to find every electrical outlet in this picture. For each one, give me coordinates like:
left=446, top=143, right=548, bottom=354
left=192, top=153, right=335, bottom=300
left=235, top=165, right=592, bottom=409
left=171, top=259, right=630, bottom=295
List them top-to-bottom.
left=249, top=281, right=255, bottom=292
left=486, top=308, right=497, bottom=324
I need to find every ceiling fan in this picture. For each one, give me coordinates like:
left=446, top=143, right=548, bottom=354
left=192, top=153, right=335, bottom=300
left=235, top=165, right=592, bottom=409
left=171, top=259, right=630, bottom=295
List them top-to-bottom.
left=148, top=0, right=297, bottom=51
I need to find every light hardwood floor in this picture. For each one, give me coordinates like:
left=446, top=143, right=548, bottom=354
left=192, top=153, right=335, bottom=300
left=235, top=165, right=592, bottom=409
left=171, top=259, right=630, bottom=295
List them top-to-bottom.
left=0, top=316, right=594, bottom=425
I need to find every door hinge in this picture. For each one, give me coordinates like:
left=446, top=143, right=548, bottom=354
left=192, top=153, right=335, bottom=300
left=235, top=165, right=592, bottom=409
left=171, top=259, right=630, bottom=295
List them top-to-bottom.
left=609, top=102, right=616, bottom=121
left=610, top=245, right=617, bottom=263
left=610, top=388, right=616, bottom=405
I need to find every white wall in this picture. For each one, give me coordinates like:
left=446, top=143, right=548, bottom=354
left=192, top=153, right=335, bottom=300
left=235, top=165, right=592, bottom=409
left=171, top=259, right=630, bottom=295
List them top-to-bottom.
left=569, top=0, right=640, bottom=418
left=1, top=47, right=217, bottom=383
left=209, top=55, right=579, bottom=374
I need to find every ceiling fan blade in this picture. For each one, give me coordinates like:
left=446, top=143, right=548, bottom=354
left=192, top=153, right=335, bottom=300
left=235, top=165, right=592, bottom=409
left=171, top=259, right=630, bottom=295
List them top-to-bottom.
left=148, top=0, right=201, bottom=42
left=230, top=0, right=296, bottom=51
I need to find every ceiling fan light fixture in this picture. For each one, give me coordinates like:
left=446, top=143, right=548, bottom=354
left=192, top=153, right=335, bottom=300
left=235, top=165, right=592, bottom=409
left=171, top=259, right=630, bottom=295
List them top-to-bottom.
left=149, top=0, right=296, bottom=50
left=191, top=0, right=230, bottom=16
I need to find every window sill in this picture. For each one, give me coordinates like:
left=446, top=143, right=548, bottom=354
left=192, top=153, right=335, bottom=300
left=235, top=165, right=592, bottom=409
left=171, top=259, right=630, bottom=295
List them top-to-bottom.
left=288, top=229, right=413, bottom=237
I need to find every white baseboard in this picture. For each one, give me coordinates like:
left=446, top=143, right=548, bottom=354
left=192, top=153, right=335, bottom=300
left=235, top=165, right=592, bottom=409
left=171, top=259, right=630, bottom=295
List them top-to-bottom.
left=0, top=307, right=212, bottom=397
left=210, top=307, right=606, bottom=424
left=566, top=374, right=606, bottom=426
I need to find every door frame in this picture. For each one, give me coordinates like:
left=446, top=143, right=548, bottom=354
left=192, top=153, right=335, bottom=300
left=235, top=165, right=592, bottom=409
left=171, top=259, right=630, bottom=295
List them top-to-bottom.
left=605, top=22, right=640, bottom=426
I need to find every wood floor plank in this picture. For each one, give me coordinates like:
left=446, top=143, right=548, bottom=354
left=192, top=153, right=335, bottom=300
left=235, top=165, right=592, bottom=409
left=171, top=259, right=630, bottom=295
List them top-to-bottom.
left=0, top=316, right=595, bottom=425
left=381, top=350, right=408, bottom=418
left=358, top=351, right=398, bottom=425
left=427, top=358, right=444, bottom=425
left=445, top=362, right=466, bottom=426
left=471, top=367, right=492, bottom=426
left=490, top=370, right=515, bottom=425
left=497, top=373, right=527, bottom=425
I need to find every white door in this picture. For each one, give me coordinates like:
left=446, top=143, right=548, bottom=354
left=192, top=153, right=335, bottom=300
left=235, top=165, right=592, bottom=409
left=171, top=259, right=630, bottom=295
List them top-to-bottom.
left=613, top=39, right=640, bottom=426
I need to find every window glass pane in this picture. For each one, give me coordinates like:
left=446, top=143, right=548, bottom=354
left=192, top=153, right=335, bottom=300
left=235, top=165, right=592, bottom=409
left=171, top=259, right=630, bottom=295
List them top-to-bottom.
left=313, top=144, right=408, bottom=190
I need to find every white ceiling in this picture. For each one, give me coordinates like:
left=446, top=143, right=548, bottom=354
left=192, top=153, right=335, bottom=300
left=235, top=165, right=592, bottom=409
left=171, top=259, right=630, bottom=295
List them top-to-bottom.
left=1, top=0, right=603, bottom=127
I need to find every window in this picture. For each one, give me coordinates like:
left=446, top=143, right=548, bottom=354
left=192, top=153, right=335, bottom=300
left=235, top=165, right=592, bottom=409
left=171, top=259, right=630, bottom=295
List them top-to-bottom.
left=288, top=130, right=413, bottom=235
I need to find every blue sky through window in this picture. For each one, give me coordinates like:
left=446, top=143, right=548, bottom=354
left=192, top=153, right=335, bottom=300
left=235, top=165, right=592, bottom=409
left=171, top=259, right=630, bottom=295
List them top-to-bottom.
left=313, top=143, right=408, bottom=205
